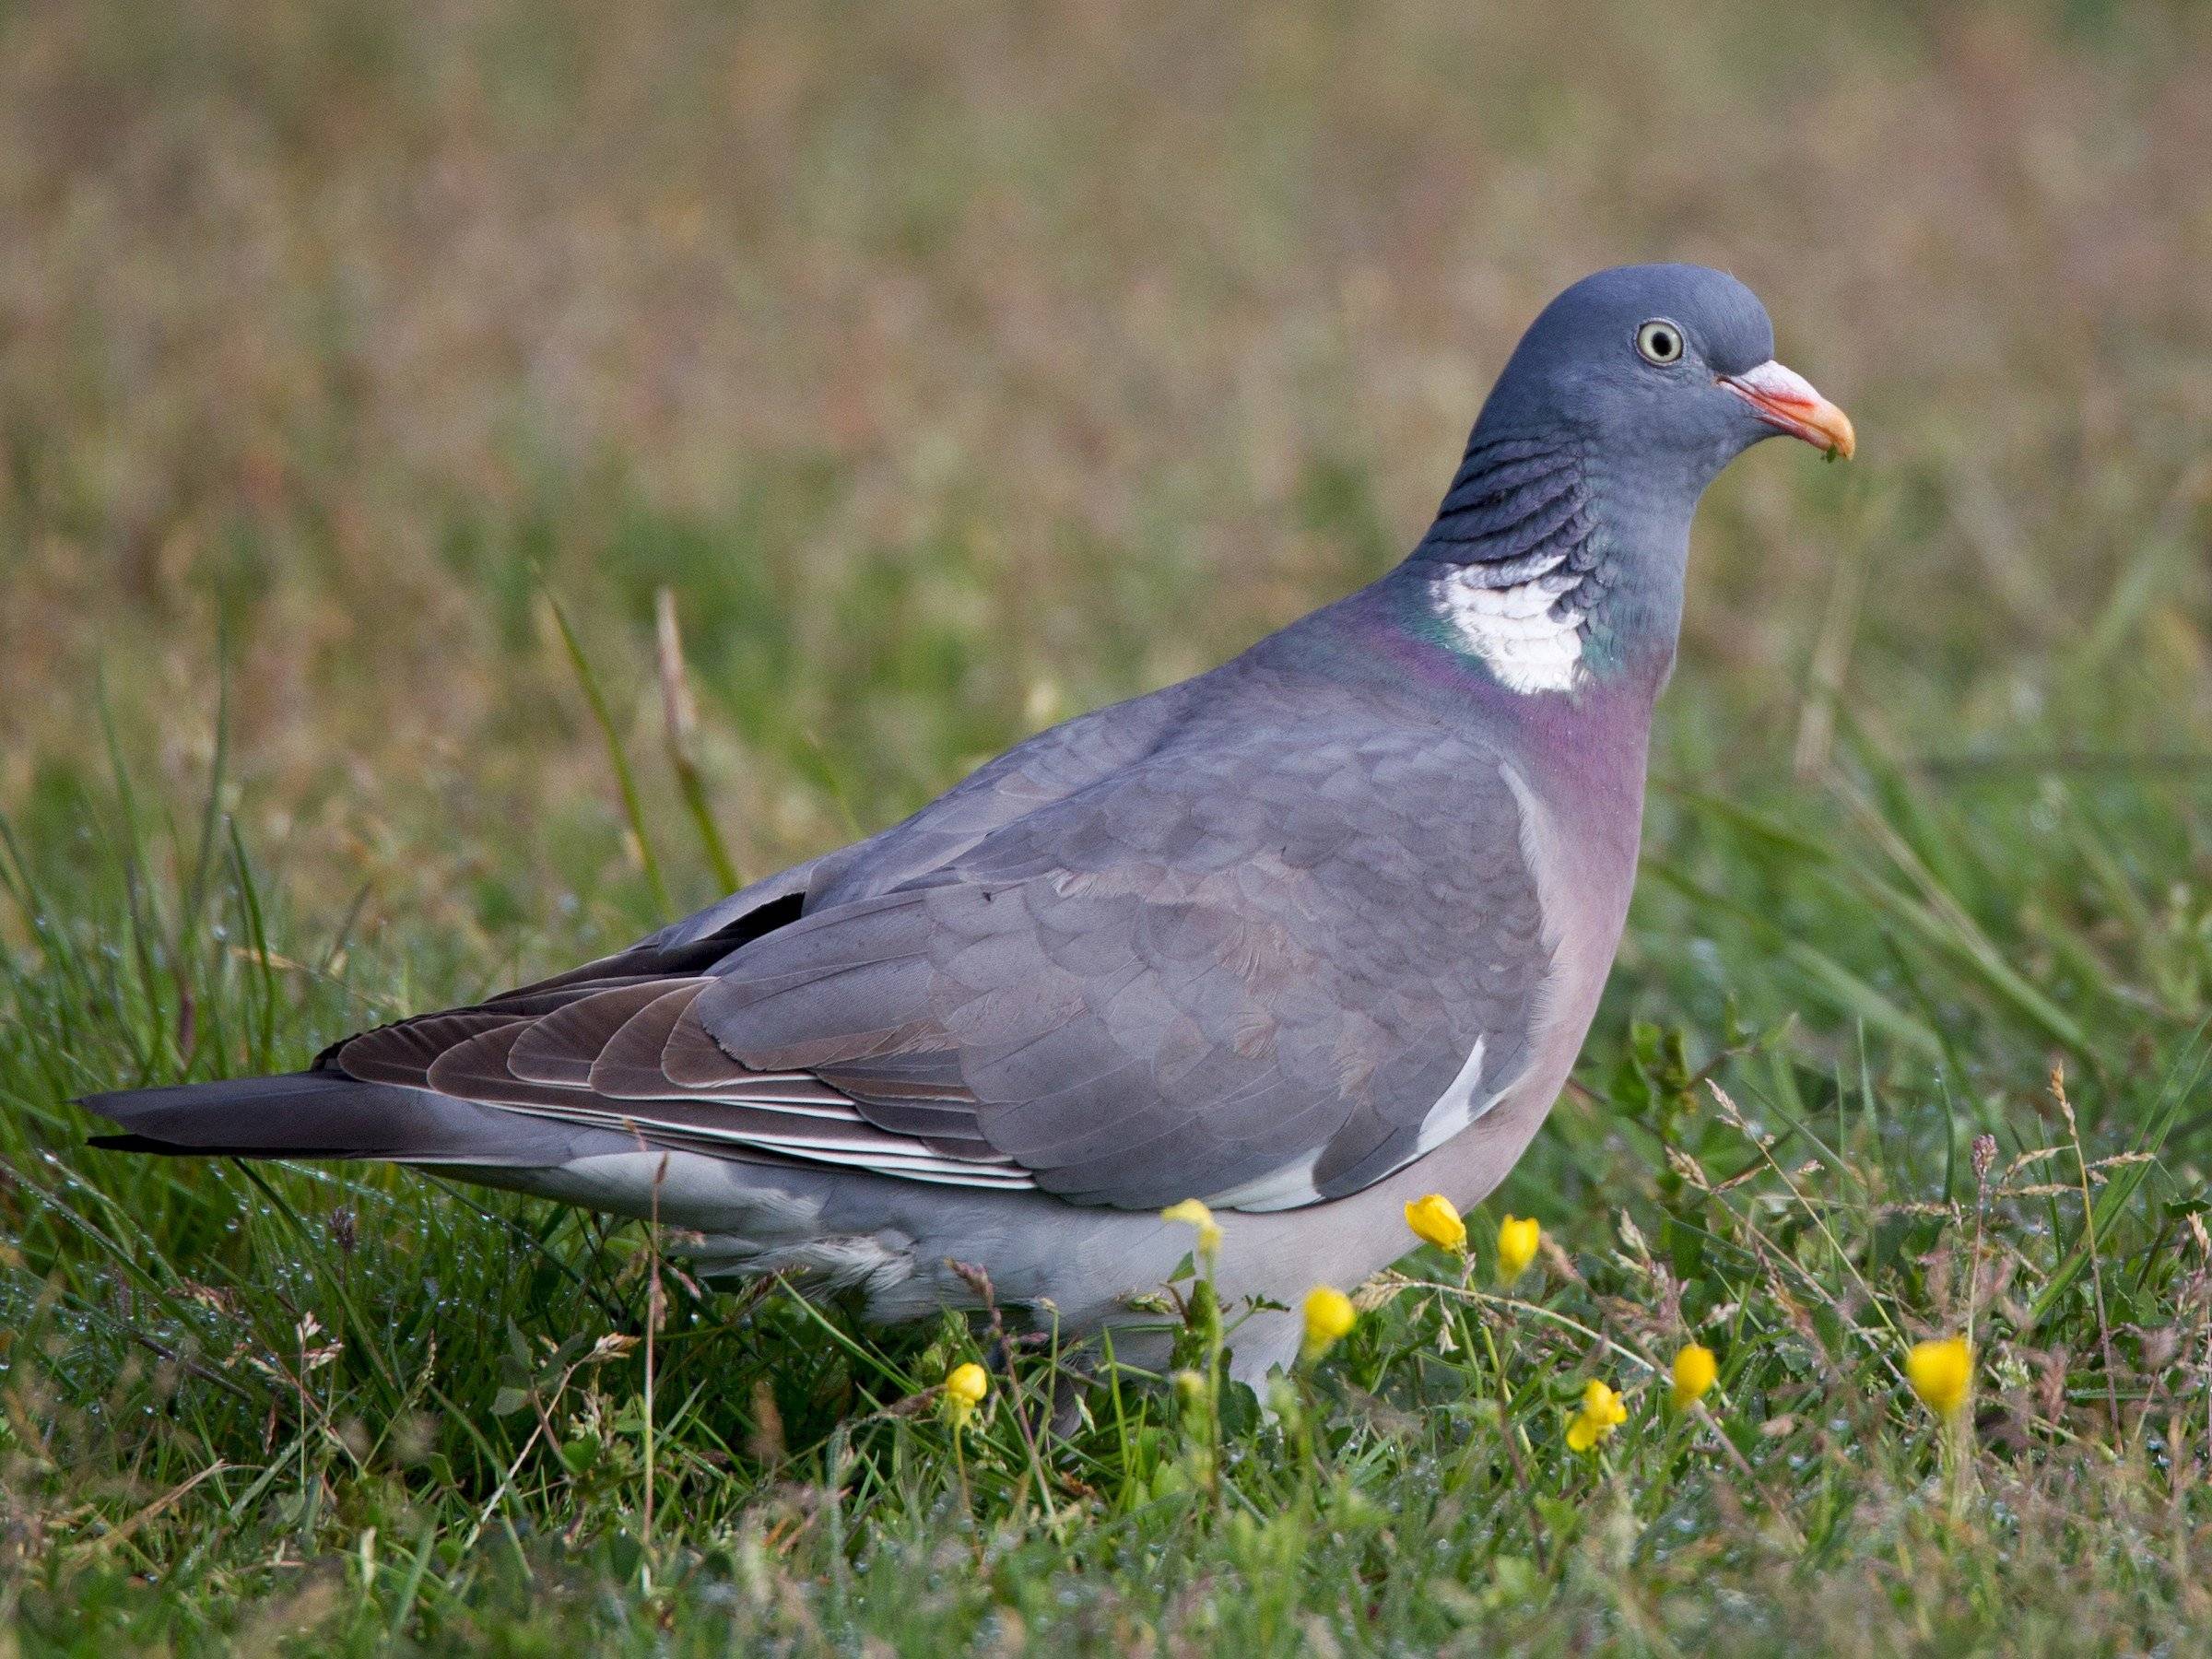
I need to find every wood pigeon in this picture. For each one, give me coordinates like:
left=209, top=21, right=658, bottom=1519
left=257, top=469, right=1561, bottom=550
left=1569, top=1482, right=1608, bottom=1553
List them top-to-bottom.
left=84, top=265, right=1853, bottom=1382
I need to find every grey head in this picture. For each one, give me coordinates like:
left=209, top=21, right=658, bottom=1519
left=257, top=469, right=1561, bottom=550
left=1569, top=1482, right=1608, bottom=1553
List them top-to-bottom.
left=1406, top=264, right=1852, bottom=695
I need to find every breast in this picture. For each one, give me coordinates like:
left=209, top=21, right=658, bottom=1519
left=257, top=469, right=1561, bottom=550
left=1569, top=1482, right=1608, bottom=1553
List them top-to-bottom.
left=1393, top=741, right=1645, bottom=1216
left=1490, top=751, right=1645, bottom=1122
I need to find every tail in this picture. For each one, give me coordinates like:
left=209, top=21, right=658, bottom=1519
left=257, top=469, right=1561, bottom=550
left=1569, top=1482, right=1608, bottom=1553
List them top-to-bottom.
left=79, top=1070, right=594, bottom=1167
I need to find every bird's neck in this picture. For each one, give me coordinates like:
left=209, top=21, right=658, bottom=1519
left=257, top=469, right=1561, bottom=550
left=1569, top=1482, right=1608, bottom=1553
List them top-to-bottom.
left=1394, top=423, right=1688, bottom=702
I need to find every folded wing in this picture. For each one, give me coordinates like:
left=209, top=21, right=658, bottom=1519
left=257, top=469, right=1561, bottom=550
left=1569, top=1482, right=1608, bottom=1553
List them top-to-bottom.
left=326, top=723, right=1546, bottom=1210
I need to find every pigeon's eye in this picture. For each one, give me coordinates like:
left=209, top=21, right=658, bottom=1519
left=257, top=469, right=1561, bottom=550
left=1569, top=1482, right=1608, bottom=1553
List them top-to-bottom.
left=1636, top=320, right=1685, bottom=366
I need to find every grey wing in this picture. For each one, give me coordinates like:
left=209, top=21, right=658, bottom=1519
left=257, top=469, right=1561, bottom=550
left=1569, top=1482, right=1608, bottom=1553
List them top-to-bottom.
left=315, top=677, right=1201, bottom=1188
left=325, top=720, right=1547, bottom=1211
left=683, top=725, right=1548, bottom=1208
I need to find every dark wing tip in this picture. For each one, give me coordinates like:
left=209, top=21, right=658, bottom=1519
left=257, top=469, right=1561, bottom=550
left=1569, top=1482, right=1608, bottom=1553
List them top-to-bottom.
left=75, top=1090, right=135, bottom=1126
left=86, top=1131, right=193, bottom=1154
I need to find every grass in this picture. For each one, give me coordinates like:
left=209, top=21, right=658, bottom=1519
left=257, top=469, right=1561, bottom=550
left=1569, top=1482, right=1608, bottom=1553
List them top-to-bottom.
left=5, top=0, right=2212, bottom=1651
left=6, top=727, right=2212, bottom=1654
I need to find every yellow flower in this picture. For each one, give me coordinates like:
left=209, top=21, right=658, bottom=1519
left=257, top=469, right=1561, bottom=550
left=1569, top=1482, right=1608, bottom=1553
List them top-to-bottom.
left=1405, top=1193, right=1467, bottom=1253
left=1161, top=1197, right=1222, bottom=1255
left=1495, top=1215, right=1541, bottom=1282
left=1301, top=1285, right=1356, bottom=1361
left=1906, top=1335, right=1972, bottom=1420
left=1670, top=1344, right=1717, bottom=1410
left=944, top=1361, right=989, bottom=1429
left=1565, top=1379, right=1629, bottom=1453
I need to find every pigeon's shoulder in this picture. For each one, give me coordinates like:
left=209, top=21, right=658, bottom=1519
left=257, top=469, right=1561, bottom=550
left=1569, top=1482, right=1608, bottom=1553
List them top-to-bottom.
left=646, top=675, right=1206, bottom=951
left=935, top=700, right=1513, bottom=893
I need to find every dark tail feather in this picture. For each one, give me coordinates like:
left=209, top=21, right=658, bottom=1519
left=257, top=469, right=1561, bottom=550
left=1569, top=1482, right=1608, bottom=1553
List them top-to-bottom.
left=79, top=1071, right=590, bottom=1167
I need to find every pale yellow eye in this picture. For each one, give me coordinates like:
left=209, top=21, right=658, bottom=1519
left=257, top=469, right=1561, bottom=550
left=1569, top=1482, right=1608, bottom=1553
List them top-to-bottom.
left=1636, top=320, right=1685, bottom=365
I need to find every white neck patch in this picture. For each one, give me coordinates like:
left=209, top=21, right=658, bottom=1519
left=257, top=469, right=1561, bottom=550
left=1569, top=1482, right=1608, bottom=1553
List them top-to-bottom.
left=1431, top=558, right=1586, bottom=694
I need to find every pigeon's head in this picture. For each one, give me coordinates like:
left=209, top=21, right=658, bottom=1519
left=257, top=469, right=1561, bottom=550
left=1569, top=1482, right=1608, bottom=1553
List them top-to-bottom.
left=1482, top=264, right=1853, bottom=483
left=1406, top=265, right=1852, bottom=696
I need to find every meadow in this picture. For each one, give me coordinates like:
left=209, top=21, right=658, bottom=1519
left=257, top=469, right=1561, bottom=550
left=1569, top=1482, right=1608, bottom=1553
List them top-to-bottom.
left=3, top=0, right=2211, bottom=1650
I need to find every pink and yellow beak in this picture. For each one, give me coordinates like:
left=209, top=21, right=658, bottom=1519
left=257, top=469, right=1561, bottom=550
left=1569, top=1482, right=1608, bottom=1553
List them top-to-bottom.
left=1720, top=360, right=1855, bottom=460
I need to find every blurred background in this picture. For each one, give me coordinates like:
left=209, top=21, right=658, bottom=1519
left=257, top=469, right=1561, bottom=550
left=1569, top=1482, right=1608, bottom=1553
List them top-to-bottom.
left=1, top=0, right=2206, bottom=1015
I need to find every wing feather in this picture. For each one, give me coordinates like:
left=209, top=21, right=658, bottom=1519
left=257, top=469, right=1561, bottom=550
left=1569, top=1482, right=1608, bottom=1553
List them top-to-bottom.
left=309, top=693, right=1546, bottom=1210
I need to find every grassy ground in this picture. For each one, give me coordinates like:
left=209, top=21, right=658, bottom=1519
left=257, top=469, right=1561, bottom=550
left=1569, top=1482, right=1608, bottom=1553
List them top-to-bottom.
left=5, top=0, right=2212, bottom=1651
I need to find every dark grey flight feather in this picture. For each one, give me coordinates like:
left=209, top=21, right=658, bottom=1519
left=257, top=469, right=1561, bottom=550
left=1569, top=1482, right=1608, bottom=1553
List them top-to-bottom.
left=88, top=1072, right=607, bottom=1166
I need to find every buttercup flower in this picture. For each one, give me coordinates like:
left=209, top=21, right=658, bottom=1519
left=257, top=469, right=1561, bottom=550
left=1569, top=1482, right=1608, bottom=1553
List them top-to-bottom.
left=1405, top=1193, right=1467, bottom=1253
left=1161, top=1197, right=1222, bottom=1255
left=1496, top=1215, right=1541, bottom=1282
left=1301, top=1285, right=1357, bottom=1361
left=1906, top=1335, right=1972, bottom=1421
left=1670, top=1344, right=1717, bottom=1410
left=944, top=1361, right=989, bottom=1429
left=1565, top=1379, right=1629, bottom=1453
